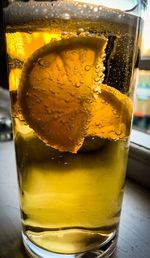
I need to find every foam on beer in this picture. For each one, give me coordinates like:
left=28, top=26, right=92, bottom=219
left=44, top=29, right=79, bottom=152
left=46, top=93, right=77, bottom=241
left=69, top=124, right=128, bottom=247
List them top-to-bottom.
left=4, top=1, right=138, bottom=27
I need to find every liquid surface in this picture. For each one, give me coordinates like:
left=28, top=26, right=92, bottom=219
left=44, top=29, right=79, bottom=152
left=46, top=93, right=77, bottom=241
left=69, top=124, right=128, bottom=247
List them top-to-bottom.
left=6, top=2, right=137, bottom=254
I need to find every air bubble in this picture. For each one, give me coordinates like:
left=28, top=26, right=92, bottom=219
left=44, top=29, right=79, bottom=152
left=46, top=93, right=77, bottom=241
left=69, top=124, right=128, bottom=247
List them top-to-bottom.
left=93, top=7, right=98, bottom=12
left=43, top=8, right=48, bottom=13
left=61, top=13, right=71, bottom=20
left=77, top=28, right=84, bottom=35
left=37, top=58, right=50, bottom=68
left=85, top=65, right=91, bottom=71
left=94, top=77, right=100, bottom=82
left=75, top=83, right=80, bottom=88
left=49, top=89, right=55, bottom=95
left=70, top=93, right=75, bottom=97
left=65, top=99, right=70, bottom=103
left=113, top=110, right=117, bottom=115
left=54, top=114, right=59, bottom=119
left=116, top=130, right=121, bottom=135
left=64, top=162, right=68, bottom=165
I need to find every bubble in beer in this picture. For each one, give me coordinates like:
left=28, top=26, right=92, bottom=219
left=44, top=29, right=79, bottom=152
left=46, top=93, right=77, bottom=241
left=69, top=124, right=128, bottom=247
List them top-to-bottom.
left=93, top=7, right=98, bottom=12
left=60, top=13, right=71, bottom=20
left=85, top=65, right=91, bottom=71
left=75, top=83, right=80, bottom=88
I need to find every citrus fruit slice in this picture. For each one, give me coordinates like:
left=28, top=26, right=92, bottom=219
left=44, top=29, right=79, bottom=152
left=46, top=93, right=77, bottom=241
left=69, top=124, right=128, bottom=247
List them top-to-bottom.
left=19, top=36, right=107, bottom=153
left=88, top=84, right=132, bottom=140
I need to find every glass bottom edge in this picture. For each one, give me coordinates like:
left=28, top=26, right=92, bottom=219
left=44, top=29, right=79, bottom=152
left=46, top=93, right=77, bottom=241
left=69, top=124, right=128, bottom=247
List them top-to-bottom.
left=22, top=231, right=117, bottom=258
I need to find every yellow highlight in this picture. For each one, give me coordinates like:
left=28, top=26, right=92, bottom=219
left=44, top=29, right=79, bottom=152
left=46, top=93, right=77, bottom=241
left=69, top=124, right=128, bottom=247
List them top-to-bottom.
left=6, top=32, right=61, bottom=61
left=9, top=68, right=21, bottom=91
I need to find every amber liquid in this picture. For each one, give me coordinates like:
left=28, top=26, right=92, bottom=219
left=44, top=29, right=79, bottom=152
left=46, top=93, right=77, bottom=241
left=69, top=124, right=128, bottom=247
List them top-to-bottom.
left=6, top=8, right=137, bottom=253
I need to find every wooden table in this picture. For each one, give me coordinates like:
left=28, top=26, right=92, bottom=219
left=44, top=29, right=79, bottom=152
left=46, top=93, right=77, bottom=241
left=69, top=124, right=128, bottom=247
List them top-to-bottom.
left=0, top=141, right=150, bottom=258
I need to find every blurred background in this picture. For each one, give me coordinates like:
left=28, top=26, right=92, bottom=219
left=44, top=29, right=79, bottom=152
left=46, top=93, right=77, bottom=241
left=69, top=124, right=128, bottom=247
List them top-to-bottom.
left=0, top=1, right=12, bottom=141
left=133, top=1, right=150, bottom=134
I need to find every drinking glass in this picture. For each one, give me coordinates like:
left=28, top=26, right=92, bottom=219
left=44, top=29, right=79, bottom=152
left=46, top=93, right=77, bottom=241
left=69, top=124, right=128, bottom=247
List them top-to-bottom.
left=4, top=0, right=143, bottom=257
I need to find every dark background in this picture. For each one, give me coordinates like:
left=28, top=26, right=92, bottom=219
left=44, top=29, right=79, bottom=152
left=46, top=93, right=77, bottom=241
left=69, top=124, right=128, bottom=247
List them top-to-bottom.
left=0, top=1, right=8, bottom=89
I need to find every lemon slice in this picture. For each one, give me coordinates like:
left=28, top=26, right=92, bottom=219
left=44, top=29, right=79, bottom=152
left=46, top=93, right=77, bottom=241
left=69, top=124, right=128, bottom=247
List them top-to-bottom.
left=19, top=36, right=107, bottom=153
left=88, top=84, right=132, bottom=140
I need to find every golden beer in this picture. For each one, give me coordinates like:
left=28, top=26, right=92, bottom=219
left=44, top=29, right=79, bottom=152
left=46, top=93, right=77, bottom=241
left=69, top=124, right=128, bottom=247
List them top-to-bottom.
left=5, top=1, right=139, bottom=256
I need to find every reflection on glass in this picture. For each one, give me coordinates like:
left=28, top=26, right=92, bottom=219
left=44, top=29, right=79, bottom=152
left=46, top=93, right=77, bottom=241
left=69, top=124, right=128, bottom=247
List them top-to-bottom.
left=133, top=1, right=150, bottom=134
left=133, top=70, right=150, bottom=133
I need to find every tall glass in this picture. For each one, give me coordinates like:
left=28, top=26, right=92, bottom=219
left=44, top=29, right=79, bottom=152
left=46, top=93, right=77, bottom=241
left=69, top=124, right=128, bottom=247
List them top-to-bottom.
left=4, top=0, right=142, bottom=257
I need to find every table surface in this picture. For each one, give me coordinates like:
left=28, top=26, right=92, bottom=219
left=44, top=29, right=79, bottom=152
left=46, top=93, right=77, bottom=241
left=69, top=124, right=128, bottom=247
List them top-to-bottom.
left=0, top=141, right=150, bottom=258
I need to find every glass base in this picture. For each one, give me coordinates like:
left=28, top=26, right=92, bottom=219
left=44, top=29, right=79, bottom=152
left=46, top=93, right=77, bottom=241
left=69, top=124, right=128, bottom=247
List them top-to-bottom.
left=22, top=232, right=117, bottom=258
